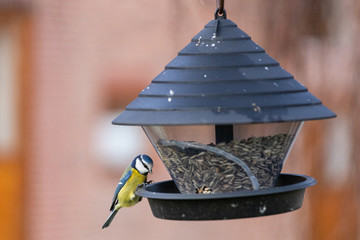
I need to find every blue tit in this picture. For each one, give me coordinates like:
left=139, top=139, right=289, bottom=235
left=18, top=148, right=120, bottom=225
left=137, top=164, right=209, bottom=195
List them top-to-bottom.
left=102, top=154, right=153, bottom=229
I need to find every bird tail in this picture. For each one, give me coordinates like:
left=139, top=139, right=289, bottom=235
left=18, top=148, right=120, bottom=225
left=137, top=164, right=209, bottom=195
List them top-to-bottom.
left=102, top=209, right=119, bottom=229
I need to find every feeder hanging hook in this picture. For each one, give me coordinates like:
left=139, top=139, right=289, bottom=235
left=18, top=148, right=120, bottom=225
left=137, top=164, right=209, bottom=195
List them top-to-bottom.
left=215, top=0, right=226, bottom=19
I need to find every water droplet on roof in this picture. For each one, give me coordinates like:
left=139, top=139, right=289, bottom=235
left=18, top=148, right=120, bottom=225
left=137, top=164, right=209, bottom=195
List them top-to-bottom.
left=196, top=36, right=202, bottom=47
left=265, top=66, right=269, bottom=71
left=169, top=90, right=174, bottom=96
left=168, top=97, right=172, bottom=102
left=252, top=103, right=262, bottom=113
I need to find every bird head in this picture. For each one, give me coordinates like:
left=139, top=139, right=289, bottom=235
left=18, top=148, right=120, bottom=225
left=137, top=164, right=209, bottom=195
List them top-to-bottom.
left=133, top=154, right=153, bottom=175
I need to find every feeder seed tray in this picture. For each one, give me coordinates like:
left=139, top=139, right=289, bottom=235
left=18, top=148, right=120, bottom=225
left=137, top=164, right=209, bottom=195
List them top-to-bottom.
left=136, top=174, right=316, bottom=220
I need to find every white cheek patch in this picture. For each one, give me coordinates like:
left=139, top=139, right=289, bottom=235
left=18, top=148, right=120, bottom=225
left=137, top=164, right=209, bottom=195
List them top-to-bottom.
left=140, top=155, right=153, bottom=172
left=135, top=158, right=148, bottom=174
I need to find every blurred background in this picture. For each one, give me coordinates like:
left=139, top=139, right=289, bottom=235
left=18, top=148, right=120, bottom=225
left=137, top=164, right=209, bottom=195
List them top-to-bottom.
left=0, top=0, right=359, bottom=239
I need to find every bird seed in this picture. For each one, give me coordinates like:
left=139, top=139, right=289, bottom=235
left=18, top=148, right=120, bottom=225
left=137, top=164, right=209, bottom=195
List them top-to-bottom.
left=157, top=134, right=294, bottom=194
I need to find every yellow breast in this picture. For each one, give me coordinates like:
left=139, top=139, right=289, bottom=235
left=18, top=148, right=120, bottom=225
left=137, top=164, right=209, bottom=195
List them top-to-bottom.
left=117, top=169, right=146, bottom=208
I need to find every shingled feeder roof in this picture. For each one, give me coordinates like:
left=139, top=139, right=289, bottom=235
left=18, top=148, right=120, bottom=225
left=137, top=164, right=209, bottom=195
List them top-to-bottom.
left=113, top=18, right=336, bottom=125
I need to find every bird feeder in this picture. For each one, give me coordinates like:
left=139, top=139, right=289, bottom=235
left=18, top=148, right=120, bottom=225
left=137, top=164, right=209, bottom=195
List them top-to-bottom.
left=112, top=4, right=335, bottom=220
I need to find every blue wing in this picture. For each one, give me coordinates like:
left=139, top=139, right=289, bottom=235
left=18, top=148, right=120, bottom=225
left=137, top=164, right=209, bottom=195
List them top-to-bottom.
left=109, top=168, right=133, bottom=211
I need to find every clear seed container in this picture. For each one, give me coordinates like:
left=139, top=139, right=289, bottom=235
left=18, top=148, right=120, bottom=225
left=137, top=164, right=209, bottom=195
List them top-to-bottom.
left=143, top=121, right=303, bottom=194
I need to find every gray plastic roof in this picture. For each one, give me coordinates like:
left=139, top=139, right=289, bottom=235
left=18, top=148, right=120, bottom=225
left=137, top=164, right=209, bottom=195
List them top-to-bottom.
left=113, top=18, right=336, bottom=125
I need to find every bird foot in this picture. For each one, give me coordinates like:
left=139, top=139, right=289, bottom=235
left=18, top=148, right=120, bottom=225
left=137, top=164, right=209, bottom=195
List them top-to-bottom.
left=146, top=180, right=154, bottom=185
left=136, top=181, right=154, bottom=191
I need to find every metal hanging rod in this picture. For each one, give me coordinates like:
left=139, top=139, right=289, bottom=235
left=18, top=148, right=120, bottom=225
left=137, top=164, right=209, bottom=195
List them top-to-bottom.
left=217, top=0, right=224, bottom=15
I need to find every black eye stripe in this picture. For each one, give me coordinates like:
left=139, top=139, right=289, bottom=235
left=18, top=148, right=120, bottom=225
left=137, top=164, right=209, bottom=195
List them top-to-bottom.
left=142, top=161, right=149, bottom=170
